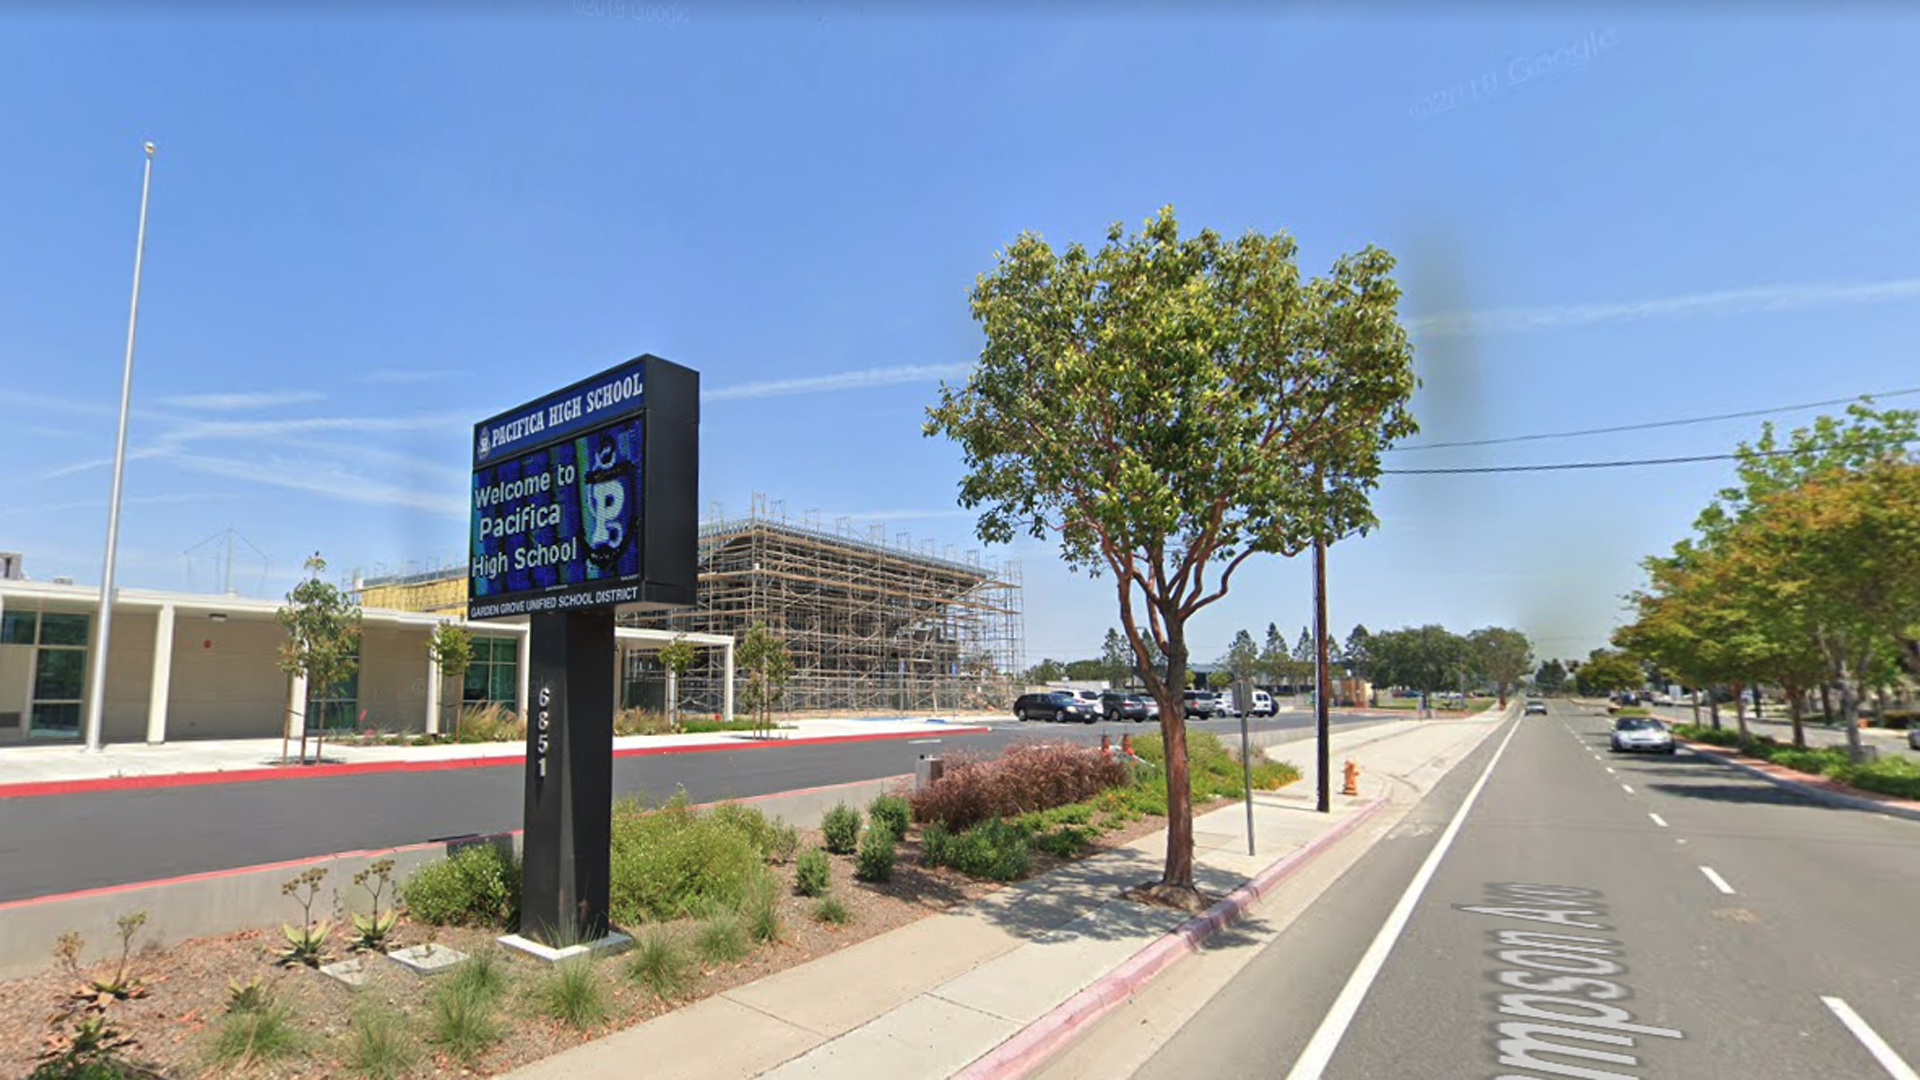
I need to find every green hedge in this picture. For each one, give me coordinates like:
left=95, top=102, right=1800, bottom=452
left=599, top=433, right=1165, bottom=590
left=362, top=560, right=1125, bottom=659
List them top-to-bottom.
left=1674, top=724, right=1920, bottom=800
left=608, top=798, right=764, bottom=925
left=403, top=844, right=522, bottom=928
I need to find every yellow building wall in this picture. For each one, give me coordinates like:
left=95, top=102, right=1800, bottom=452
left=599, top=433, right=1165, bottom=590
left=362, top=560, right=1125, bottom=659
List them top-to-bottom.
left=358, top=576, right=467, bottom=618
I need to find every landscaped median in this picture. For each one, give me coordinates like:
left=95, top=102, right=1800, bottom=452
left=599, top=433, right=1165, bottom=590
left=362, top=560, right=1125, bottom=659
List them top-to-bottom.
left=1671, top=723, right=1920, bottom=805
left=2, top=733, right=1296, bottom=1080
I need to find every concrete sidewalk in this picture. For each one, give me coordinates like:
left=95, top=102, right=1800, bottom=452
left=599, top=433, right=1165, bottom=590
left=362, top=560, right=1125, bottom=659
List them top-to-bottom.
left=503, top=712, right=1508, bottom=1080
left=0, top=715, right=984, bottom=790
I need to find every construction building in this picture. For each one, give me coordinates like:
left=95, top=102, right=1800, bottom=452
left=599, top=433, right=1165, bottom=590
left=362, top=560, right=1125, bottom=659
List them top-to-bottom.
left=354, top=497, right=1023, bottom=716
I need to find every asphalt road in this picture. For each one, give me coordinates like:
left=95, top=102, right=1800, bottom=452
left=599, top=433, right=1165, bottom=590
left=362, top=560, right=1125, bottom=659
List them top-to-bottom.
left=1133, top=699, right=1920, bottom=1080
left=0, top=711, right=1377, bottom=903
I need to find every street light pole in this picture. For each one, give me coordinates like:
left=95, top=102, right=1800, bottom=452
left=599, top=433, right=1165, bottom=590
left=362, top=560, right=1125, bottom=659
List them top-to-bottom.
left=82, top=141, right=156, bottom=754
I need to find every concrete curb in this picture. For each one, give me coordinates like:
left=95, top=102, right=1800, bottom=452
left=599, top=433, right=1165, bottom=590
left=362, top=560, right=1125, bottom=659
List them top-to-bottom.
left=0, top=726, right=987, bottom=801
left=1675, top=739, right=1920, bottom=824
left=949, top=796, right=1390, bottom=1080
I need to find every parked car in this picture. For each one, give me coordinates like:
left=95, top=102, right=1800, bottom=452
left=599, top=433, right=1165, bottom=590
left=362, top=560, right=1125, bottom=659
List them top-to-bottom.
left=1062, top=689, right=1104, bottom=715
left=1249, top=689, right=1276, bottom=717
left=1182, top=690, right=1218, bottom=719
left=1013, top=691, right=1099, bottom=723
left=1100, top=691, right=1159, bottom=722
left=1211, top=692, right=1242, bottom=719
left=1524, top=700, right=1549, bottom=716
left=1610, top=717, right=1675, bottom=754
left=1909, top=727, right=1920, bottom=752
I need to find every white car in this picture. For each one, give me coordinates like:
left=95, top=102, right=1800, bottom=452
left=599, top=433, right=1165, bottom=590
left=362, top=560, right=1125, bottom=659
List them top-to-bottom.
left=1249, top=689, right=1275, bottom=717
left=1210, top=692, right=1242, bottom=719
left=1610, top=718, right=1675, bottom=755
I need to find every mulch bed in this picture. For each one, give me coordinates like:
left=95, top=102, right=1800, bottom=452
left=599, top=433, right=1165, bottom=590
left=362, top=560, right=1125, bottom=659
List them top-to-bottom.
left=0, top=808, right=1200, bottom=1080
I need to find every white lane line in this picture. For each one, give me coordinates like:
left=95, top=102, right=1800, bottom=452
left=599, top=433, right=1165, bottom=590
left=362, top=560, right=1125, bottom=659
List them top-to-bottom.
left=1282, top=717, right=1525, bottom=1080
left=907, top=739, right=942, bottom=744
left=1605, top=767, right=1616, bottom=774
left=1622, top=784, right=1635, bottom=794
left=1649, top=812, right=1669, bottom=827
left=1699, top=866, right=1736, bottom=895
left=1822, top=996, right=1920, bottom=1080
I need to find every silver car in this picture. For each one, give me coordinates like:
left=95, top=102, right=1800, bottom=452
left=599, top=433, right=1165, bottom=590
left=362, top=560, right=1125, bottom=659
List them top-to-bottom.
left=1610, top=717, right=1675, bottom=755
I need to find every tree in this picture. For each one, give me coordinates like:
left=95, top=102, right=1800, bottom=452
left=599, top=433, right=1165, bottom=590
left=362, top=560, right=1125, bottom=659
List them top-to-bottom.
left=926, top=206, right=1417, bottom=901
left=1735, top=460, right=1920, bottom=758
left=276, top=554, right=362, bottom=766
left=426, top=621, right=474, bottom=740
left=738, top=622, right=793, bottom=739
left=1260, top=623, right=1291, bottom=686
left=1343, top=624, right=1373, bottom=680
left=1367, top=625, right=1464, bottom=710
left=1466, top=627, right=1533, bottom=707
left=1100, top=628, right=1135, bottom=686
left=1291, top=628, right=1315, bottom=698
left=1224, top=629, right=1261, bottom=682
left=658, top=635, right=699, bottom=732
left=1574, top=648, right=1642, bottom=697
left=1026, top=658, right=1066, bottom=684
left=1064, top=658, right=1106, bottom=681
left=1534, top=658, right=1568, bottom=696
left=1207, top=670, right=1232, bottom=690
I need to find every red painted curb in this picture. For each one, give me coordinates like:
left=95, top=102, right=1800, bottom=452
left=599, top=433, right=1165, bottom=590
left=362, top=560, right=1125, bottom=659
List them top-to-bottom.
left=0, top=727, right=987, bottom=801
left=0, top=773, right=918, bottom=912
left=951, top=796, right=1391, bottom=1080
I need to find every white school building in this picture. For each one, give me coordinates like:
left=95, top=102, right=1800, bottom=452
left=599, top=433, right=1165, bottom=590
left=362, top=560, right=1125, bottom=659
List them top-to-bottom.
left=0, top=578, right=734, bottom=746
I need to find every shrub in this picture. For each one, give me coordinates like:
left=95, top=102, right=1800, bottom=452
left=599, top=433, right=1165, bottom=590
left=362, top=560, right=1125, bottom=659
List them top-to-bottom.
left=454, top=703, right=524, bottom=744
left=614, top=708, right=674, bottom=736
left=908, top=740, right=1129, bottom=831
left=1766, top=747, right=1851, bottom=775
left=1835, top=756, right=1920, bottom=800
left=868, top=794, right=912, bottom=841
left=609, top=799, right=764, bottom=924
left=706, top=802, right=785, bottom=860
left=821, top=804, right=863, bottom=855
left=943, top=818, right=1030, bottom=882
left=768, top=820, right=800, bottom=863
left=920, top=822, right=955, bottom=867
left=1032, top=826, right=1093, bottom=858
left=854, top=829, right=896, bottom=883
left=403, top=844, right=521, bottom=928
left=794, top=848, right=832, bottom=897
left=741, top=871, right=784, bottom=944
left=813, top=895, right=851, bottom=925
left=695, top=909, right=751, bottom=964
left=627, top=929, right=694, bottom=1000
left=533, top=958, right=611, bottom=1030
left=427, top=977, right=502, bottom=1065
left=207, top=1000, right=307, bottom=1068
left=345, top=1000, right=416, bottom=1080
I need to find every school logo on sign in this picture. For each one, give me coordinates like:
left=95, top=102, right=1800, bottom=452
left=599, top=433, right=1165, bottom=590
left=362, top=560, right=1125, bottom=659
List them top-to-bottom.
left=477, top=429, right=492, bottom=462
left=583, top=435, right=635, bottom=571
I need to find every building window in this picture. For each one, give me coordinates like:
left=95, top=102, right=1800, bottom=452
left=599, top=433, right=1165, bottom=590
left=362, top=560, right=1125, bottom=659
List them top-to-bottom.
left=8, top=610, right=91, bottom=737
left=463, top=637, right=519, bottom=711
left=308, top=666, right=360, bottom=731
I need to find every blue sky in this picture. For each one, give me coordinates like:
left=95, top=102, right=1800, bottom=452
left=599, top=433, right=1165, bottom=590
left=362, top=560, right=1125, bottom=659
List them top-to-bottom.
left=4, top=7, right=1919, bottom=670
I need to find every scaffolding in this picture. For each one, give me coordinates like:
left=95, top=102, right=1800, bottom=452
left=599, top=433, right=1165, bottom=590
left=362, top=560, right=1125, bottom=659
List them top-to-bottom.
left=628, top=494, right=1023, bottom=715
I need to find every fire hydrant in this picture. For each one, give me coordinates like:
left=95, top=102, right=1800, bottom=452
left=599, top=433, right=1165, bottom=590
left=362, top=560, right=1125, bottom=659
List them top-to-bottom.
left=1341, top=760, right=1361, bottom=797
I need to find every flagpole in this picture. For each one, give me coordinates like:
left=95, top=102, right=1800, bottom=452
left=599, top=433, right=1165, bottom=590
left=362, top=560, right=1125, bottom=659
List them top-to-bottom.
left=83, top=141, right=156, bottom=753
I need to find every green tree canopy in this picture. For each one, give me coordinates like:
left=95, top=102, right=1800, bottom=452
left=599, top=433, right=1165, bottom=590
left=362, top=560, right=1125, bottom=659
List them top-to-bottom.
left=925, top=205, right=1418, bottom=894
left=276, top=553, right=361, bottom=764
left=1367, top=625, right=1464, bottom=699
left=1466, top=627, right=1533, bottom=706
left=1224, top=628, right=1261, bottom=681
left=1574, top=648, right=1642, bottom=696
left=1534, top=658, right=1568, bottom=696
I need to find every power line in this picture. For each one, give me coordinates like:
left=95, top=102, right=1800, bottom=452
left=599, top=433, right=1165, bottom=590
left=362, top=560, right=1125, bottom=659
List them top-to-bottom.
left=1388, top=385, right=1920, bottom=452
left=1383, top=437, right=1917, bottom=475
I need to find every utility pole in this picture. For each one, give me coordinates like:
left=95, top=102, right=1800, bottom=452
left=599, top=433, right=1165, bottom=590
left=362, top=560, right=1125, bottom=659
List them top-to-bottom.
left=83, top=141, right=156, bottom=754
left=1313, top=531, right=1331, bottom=814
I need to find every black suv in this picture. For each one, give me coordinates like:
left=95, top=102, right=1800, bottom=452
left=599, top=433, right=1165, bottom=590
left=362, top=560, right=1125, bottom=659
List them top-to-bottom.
left=1013, top=691, right=1099, bottom=723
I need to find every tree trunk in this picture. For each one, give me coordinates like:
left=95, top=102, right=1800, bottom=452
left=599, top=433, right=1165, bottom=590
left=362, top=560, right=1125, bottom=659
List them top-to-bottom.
left=1158, top=630, right=1196, bottom=891
left=1839, top=664, right=1864, bottom=762
left=1732, top=681, right=1749, bottom=741
left=1820, top=683, right=1834, bottom=724
left=1788, top=687, right=1805, bottom=749
left=1690, top=688, right=1701, bottom=727
left=1708, top=691, right=1721, bottom=731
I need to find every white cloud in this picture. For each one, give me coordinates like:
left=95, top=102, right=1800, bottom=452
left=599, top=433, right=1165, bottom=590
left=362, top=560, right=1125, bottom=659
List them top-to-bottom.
left=1411, top=276, right=1920, bottom=336
left=707, top=363, right=972, bottom=401
left=157, top=391, right=326, bottom=411
left=164, top=452, right=466, bottom=517
left=0, top=492, right=239, bottom=518
left=816, top=508, right=978, bottom=524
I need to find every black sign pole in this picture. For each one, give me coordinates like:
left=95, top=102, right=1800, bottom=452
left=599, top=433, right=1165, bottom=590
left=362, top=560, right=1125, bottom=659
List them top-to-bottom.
left=1314, top=532, right=1331, bottom=814
left=521, top=609, right=615, bottom=946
